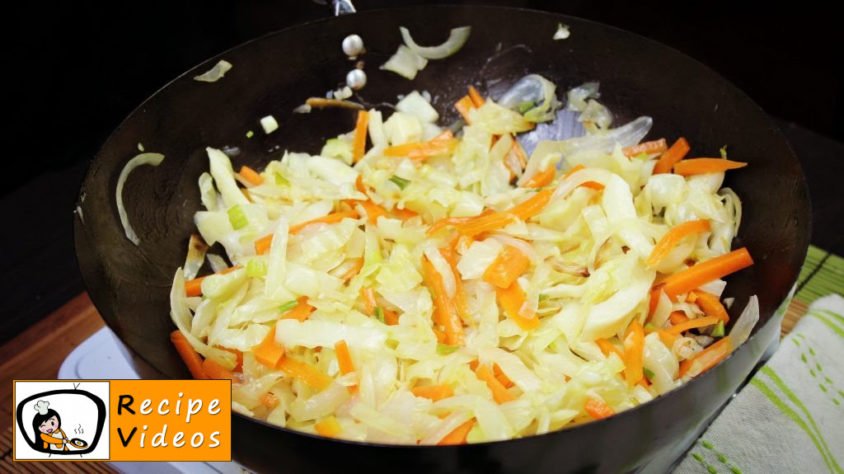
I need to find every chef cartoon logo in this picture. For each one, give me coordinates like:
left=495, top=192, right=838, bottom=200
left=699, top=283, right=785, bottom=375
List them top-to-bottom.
left=13, top=381, right=109, bottom=460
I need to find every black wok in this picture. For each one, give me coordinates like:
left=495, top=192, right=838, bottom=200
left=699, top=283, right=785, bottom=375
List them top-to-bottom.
left=74, top=5, right=810, bottom=473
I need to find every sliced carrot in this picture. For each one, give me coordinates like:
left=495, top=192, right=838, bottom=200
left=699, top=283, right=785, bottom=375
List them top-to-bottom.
left=468, top=86, right=485, bottom=107
left=455, top=95, right=475, bottom=123
left=352, top=110, right=369, bottom=163
left=384, top=135, right=459, bottom=160
left=653, top=137, right=690, bottom=174
left=622, top=138, right=668, bottom=157
left=673, top=158, right=747, bottom=176
left=561, top=164, right=604, bottom=190
left=238, top=165, right=264, bottom=186
left=522, top=167, right=555, bottom=188
left=355, top=174, right=368, bottom=194
left=509, top=188, right=554, bottom=221
left=358, top=200, right=388, bottom=224
left=392, top=207, right=418, bottom=220
left=289, top=210, right=359, bottom=235
left=456, top=212, right=515, bottom=238
left=427, top=216, right=473, bottom=236
left=647, top=220, right=711, bottom=267
left=254, top=234, right=273, bottom=256
left=483, top=245, right=531, bottom=289
left=440, top=246, right=471, bottom=325
left=662, top=248, right=754, bottom=299
left=421, top=256, right=464, bottom=345
left=340, top=258, right=364, bottom=282
left=184, top=265, right=241, bottom=297
left=496, top=282, right=539, bottom=330
left=648, top=285, right=664, bottom=318
left=360, top=288, right=376, bottom=316
left=692, top=290, right=730, bottom=323
left=282, top=296, right=315, bottom=321
left=383, top=308, right=399, bottom=325
left=669, top=311, right=689, bottom=325
left=667, top=315, right=721, bottom=335
left=623, top=321, right=645, bottom=386
left=254, top=326, right=285, bottom=368
left=170, top=330, right=206, bottom=379
left=657, top=330, right=678, bottom=348
left=679, top=336, right=731, bottom=378
left=596, top=338, right=624, bottom=360
left=334, top=340, right=355, bottom=375
left=217, top=346, right=244, bottom=372
left=278, top=357, right=331, bottom=390
left=202, top=358, right=234, bottom=380
left=474, top=363, right=515, bottom=403
left=492, top=364, right=515, bottom=389
left=411, top=384, right=454, bottom=401
left=260, top=392, right=279, bottom=409
left=584, top=398, right=614, bottom=420
left=314, top=416, right=342, bottom=438
left=438, top=419, right=475, bottom=445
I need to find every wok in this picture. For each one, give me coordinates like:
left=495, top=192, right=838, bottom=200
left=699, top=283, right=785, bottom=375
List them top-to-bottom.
left=74, top=5, right=810, bottom=473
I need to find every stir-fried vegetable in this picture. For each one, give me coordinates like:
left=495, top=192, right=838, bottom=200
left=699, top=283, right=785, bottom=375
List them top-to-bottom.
left=169, top=81, right=755, bottom=444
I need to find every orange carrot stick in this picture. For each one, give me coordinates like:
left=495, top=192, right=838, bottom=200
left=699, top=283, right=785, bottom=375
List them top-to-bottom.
left=468, top=86, right=485, bottom=107
left=455, top=95, right=475, bottom=123
left=352, top=110, right=369, bottom=163
left=384, top=137, right=458, bottom=160
left=653, top=137, right=690, bottom=174
left=623, top=139, right=668, bottom=157
left=673, top=158, right=748, bottom=176
left=238, top=165, right=264, bottom=186
left=522, top=167, right=555, bottom=188
left=509, top=188, right=554, bottom=221
left=358, top=200, right=388, bottom=224
left=392, top=207, right=418, bottom=220
left=289, top=210, right=359, bottom=235
left=456, top=212, right=515, bottom=238
left=427, top=216, right=473, bottom=236
left=647, top=219, right=711, bottom=267
left=254, top=234, right=273, bottom=256
left=483, top=245, right=531, bottom=289
left=440, top=246, right=471, bottom=325
left=662, top=248, right=754, bottom=299
left=421, top=256, right=464, bottom=345
left=340, top=258, right=364, bottom=282
left=496, top=282, right=539, bottom=330
left=648, top=285, right=664, bottom=318
left=360, top=288, right=376, bottom=316
left=692, top=290, right=730, bottom=323
left=282, top=296, right=315, bottom=321
left=383, top=308, right=399, bottom=325
left=669, top=311, right=689, bottom=325
left=667, top=315, right=721, bottom=335
left=623, top=321, right=645, bottom=385
left=254, top=326, right=285, bottom=368
left=170, top=330, right=206, bottom=379
left=657, top=330, right=678, bottom=348
left=679, top=336, right=731, bottom=378
left=596, top=338, right=624, bottom=360
left=335, top=340, right=355, bottom=375
left=278, top=357, right=331, bottom=390
left=202, top=358, right=234, bottom=379
left=474, top=363, right=515, bottom=403
left=493, top=364, right=515, bottom=388
left=411, top=384, right=454, bottom=401
left=584, top=398, right=614, bottom=420
left=314, top=416, right=342, bottom=438
left=438, top=419, right=476, bottom=445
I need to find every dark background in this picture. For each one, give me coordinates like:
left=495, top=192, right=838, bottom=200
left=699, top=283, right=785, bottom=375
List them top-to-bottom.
left=3, top=0, right=843, bottom=342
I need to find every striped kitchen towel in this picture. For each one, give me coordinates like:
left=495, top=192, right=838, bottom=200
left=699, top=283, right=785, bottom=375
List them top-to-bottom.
left=675, top=293, right=844, bottom=473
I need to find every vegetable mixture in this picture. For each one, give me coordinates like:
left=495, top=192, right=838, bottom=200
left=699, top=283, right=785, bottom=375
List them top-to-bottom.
left=168, top=79, right=757, bottom=444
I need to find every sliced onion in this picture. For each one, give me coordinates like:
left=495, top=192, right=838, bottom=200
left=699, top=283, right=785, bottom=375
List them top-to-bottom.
left=553, top=23, right=570, bottom=40
left=399, top=26, right=471, bottom=60
left=381, top=45, right=428, bottom=80
left=193, top=59, right=232, bottom=83
left=497, top=74, right=560, bottom=123
left=567, top=82, right=600, bottom=112
left=579, top=99, right=613, bottom=131
left=115, top=152, right=165, bottom=245
left=183, top=234, right=209, bottom=280
left=206, top=253, right=230, bottom=273
left=729, top=295, right=759, bottom=347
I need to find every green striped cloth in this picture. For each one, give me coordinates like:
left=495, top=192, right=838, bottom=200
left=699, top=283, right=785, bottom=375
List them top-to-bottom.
left=677, top=246, right=844, bottom=473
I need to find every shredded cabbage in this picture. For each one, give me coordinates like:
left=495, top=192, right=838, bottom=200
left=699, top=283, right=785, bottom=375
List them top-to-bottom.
left=170, top=78, right=754, bottom=444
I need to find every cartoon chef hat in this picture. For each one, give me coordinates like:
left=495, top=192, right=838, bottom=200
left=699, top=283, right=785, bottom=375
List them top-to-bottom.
left=35, top=400, right=50, bottom=415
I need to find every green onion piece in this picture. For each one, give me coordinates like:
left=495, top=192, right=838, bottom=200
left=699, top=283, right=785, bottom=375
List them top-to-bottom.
left=518, top=101, right=535, bottom=114
left=246, top=130, right=255, bottom=138
left=720, top=145, right=728, bottom=159
left=275, top=172, right=289, bottom=186
left=389, top=175, right=411, bottom=190
left=227, top=205, right=249, bottom=230
left=246, top=259, right=267, bottom=278
left=278, top=299, right=298, bottom=313
left=374, top=306, right=385, bottom=323
left=711, top=321, right=725, bottom=338
left=644, top=322, right=657, bottom=331
left=437, top=343, right=458, bottom=355
left=643, top=367, right=655, bottom=380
